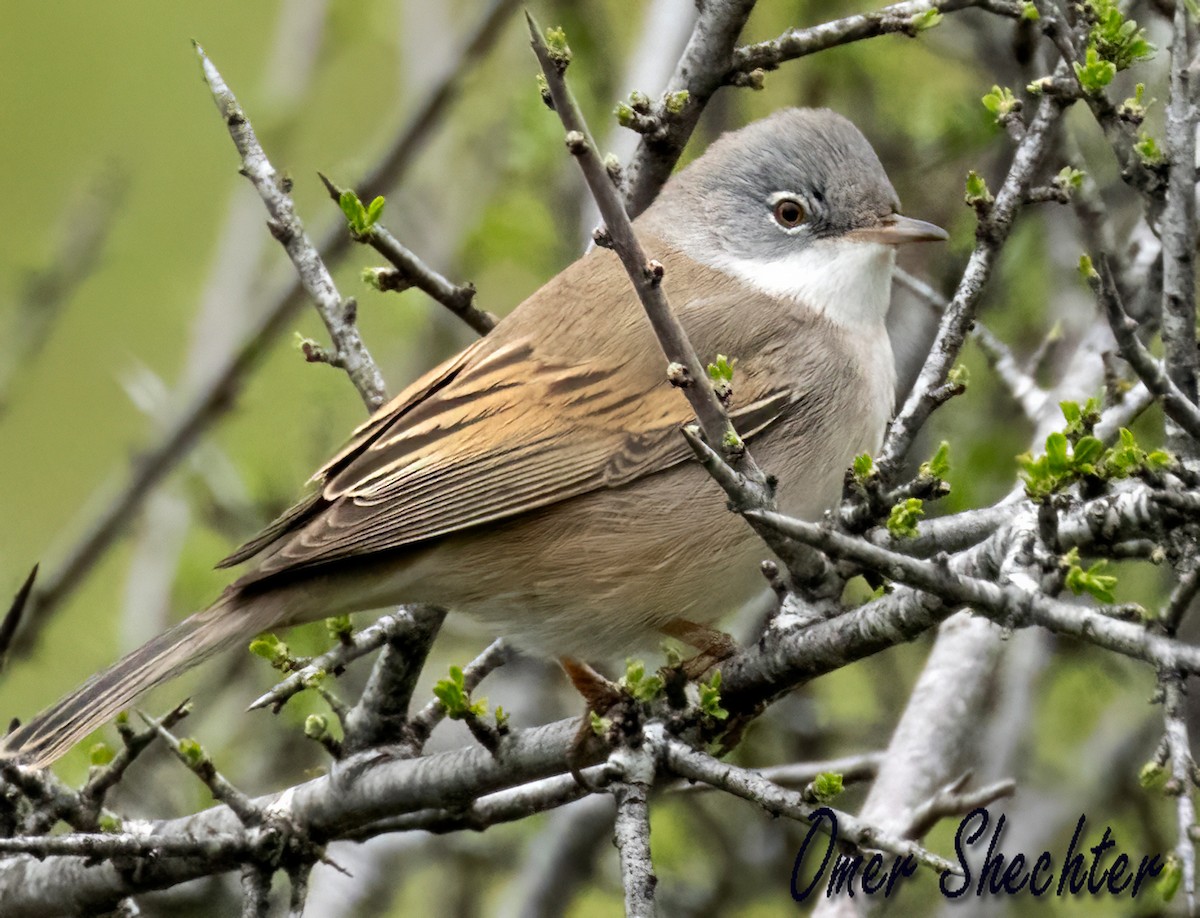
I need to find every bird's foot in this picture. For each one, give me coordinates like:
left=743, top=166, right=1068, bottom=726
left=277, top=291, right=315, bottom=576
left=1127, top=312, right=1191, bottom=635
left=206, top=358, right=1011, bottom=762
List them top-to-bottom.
left=560, top=656, right=622, bottom=790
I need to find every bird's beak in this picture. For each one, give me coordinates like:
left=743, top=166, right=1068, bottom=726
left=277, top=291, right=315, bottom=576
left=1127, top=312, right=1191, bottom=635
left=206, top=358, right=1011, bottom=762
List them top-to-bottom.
left=848, top=213, right=949, bottom=246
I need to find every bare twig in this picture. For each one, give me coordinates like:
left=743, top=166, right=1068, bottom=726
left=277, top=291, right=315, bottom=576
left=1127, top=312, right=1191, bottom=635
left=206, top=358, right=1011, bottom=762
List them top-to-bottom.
left=731, top=0, right=1019, bottom=76
left=1161, top=0, right=1199, bottom=455
left=528, top=15, right=752, bottom=470
left=196, top=43, right=388, bottom=410
left=876, top=83, right=1066, bottom=481
left=1091, top=255, right=1200, bottom=441
left=894, top=268, right=1047, bottom=421
left=341, top=605, right=448, bottom=755
left=249, top=608, right=430, bottom=713
left=1161, top=674, right=1198, bottom=912
left=654, top=727, right=961, bottom=876
left=609, top=741, right=658, bottom=918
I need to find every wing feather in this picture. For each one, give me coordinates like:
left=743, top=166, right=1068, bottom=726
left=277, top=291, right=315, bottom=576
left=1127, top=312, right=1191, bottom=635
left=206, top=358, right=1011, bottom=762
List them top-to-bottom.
left=224, top=243, right=802, bottom=584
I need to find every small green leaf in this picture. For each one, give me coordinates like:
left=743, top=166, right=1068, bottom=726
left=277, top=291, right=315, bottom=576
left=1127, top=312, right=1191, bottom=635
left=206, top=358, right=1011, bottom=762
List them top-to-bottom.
left=1021, top=1, right=1039, bottom=19
left=910, top=9, right=943, bottom=30
left=545, top=26, right=572, bottom=66
left=1074, top=46, right=1116, bottom=93
left=1119, top=82, right=1151, bottom=121
left=981, top=85, right=1018, bottom=120
left=664, top=90, right=689, bottom=114
left=614, top=101, right=635, bottom=127
left=1135, top=131, right=1165, bottom=165
left=1054, top=166, right=1086, bottom=194
left=965, top=171, right=993, bottom=206
left=338, top=189, right=361, bottom=224
left=365, top=196, right=385, bottom=227
left=1078, top=254, right=1098, bottom=281
left=707, top=354, right=737, bottom=383
left=948, top=363, right=970, bottom=387
left=1061, top=397, right=1101, bottom=439
left=1044, top=432, right=1071, bottom=476
left=1072, top=435, right=1105, bottom=469
left=920, top=441, right=951, bottom=479
left=1146, top=449, right=1173, bottom=471
left=852, top=453, right=874, bottom=481
left=887, top=498, right=924, bottom=539
left=1063, top=547, right=1118, bottom=603
left=325, top=615, right=353, bottom=642
left=249, top=633, right=289, bottom=667
left=622, top=658, right=664, bottom=702
left=433, top=665, right=473, bottom=718
left=699, top=670, right=728, bottom=720
left=494, top=706, right=509, bottom=729
left=590, top=711, right=611, bottom=736
left=304, top=714, right=328, bottom=740
left=178, top=737, right=205, bottom=768
left=89, top=742, right=115, bottom=766
left=1139, top=761, right=1169, bottom=791
left=810, top=771, right=844, bottom=803
left=98, top=812, right=123, bottom=833
left=1158, top=854, right=1182, bottom=902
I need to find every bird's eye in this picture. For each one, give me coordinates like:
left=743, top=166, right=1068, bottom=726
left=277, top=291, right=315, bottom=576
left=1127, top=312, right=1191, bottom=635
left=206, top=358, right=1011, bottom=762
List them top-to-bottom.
left=772, top=197, right=806, bottom=229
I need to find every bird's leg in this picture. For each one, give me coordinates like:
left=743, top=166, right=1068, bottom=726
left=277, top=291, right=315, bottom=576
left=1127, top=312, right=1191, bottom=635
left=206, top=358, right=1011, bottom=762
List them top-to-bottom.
left=660, top=618, right=740, bottom=680
left=560, top=656, right=622, bottom=789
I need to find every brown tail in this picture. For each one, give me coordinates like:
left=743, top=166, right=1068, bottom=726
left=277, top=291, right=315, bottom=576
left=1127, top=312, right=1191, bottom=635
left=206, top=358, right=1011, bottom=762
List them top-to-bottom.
left=1, top=588, right=274, bottom=768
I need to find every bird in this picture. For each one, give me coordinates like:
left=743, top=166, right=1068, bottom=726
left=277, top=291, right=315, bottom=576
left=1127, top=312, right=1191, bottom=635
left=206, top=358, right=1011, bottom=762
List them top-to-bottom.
left=3, top=107, right=946, bottom=767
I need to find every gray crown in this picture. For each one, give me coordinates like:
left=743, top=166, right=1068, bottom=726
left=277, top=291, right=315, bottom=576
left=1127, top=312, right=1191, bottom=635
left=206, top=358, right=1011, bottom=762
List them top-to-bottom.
left=640, top=108, right=902, bottom=263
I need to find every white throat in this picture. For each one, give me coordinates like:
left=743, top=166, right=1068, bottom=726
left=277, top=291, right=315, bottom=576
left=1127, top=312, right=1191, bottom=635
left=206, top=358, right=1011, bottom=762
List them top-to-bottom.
left=708, top=239, right=896, bottom=326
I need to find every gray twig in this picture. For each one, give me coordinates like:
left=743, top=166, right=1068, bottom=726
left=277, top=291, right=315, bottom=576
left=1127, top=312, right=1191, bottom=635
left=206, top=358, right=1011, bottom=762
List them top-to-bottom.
left=196, top=44, right=388, bottom=411
left=876, top=81, right=1065, bottom=481
left=318, top=173, right=496, bottom=337
left=1091, top=254, right=1200, bottom=441
left=654, top=726, right=961, bottom=876
left=610, top=740, right=658, bottom=918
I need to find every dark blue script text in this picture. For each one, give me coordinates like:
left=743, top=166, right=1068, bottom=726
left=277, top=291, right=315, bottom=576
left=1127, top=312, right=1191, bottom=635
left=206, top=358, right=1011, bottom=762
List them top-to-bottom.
left=791, top=806, right=1165, bottom=902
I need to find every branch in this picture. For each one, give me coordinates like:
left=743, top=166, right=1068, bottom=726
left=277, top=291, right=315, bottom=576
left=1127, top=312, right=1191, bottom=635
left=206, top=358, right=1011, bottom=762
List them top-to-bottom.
left=622, top=0, right=758, bottom=216
left=730, top=0, right=1019, bottom=75
left=1160, top=0, right=1199, bottom=454
left=527, top=16, right=750, bottom=470
left=196, top=44, right=387, bottom=411
left=876, top=81, right=1066, bottom=481
left=318, top=173, right=496, bottom=337
left=1091, top=254, right=1200, bottom=441
left=894, top=267, right=1047, bottom=422
left=744, top=509, right=1200, bottom=674
left=341, top=605, right=447, bottom=755
left=248, top=608, right=431, bottom=713
left=1161, top=674, right=1198, bottom=912
left=654, top=727, right=961, bottom=876
left=609, top=741, right=658, bottom=918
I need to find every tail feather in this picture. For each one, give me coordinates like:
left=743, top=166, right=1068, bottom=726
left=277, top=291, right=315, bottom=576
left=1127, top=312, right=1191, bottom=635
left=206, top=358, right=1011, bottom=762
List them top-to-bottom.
left=2, top=589, right=268, bottom=768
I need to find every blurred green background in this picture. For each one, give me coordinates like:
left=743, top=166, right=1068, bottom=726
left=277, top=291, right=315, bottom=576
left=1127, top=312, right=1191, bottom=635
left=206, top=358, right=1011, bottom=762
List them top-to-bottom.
left=0, top=1, right=1182, bottom=915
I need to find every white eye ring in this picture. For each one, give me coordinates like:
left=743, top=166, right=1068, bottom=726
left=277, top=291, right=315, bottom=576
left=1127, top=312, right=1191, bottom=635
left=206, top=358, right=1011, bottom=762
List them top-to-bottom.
left=768, top=191, right=808, bottom=234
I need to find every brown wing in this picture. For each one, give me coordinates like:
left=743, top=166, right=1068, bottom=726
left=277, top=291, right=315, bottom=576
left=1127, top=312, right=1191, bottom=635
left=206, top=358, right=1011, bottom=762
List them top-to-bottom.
left=223, top=334, right=790, bottom=584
